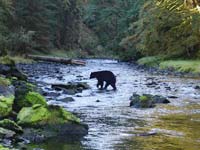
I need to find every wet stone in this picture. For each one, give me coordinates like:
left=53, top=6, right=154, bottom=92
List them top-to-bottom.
left=130, top=93, right=170, bottom=108
left=58, top=97, right=75, bottom=103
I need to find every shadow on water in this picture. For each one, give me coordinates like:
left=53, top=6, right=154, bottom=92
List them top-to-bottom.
left=18, top=59, right=200, bottom=150
left=26, top=137, right=83, bottom=150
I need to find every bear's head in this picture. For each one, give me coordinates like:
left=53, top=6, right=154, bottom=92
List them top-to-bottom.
left=90, top=72, right=97, bottom=79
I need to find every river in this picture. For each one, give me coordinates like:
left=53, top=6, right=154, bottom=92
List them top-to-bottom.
left=18, top=59, right=200, bottom=150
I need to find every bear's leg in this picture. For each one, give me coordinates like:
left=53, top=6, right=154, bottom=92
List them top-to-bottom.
left=97, top=80, right=104, bottom=89
left=104, top=82, right=110, bottom=89
left=111, top=83, right=117, bottom=90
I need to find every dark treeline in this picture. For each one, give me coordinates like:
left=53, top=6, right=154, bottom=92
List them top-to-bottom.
left=0, top=0, right=82, bottom=55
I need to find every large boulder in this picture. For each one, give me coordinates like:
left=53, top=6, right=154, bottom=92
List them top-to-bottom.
left=12, top=80, right=45, bottom=112
left=16, top=92, right=47, bottom=111
left=130, top=93, right=170, bottom=108
left=0, top=95, right=15, bottom=118
left=17, top=104, right=88, bottom=142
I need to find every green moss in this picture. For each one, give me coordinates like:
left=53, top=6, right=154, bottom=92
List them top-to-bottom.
left=0, top=56, right=15, bottom=65
left=159, top=60, right=200, bottom=73
left=0, top=77, right=11, bottom=86
left=25, top=92, right=47, bottom=106
left=0, top=95, right=14, bottom=117
left=139, top=95, right=148, bottom=102
left=17, top=104, right=80, bottom=127
left=17, top=104, right=51, bottom=126
left=0, top=144, right=10, bottom=150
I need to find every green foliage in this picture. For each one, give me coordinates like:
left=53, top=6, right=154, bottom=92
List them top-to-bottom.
left=0, top=0, right=81, bottom=55
left=83, top=0, right=145, bottom=54
left=122, top=0, right=200, bottom=60
left=159, top=60, right=200, bottom=73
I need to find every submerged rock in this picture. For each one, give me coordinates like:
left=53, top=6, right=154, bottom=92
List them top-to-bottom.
left=52, top=82, right=90, bottom=95
left=130, top=93, right=170, bottom=108
left=58, top=97, right=75, bottom=103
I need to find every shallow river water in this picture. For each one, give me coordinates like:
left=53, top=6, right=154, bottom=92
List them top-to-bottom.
left=19, top=59, right=200, bottom=150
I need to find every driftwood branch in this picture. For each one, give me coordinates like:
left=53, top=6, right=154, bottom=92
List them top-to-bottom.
left=27, top=55, right=86, bottom=66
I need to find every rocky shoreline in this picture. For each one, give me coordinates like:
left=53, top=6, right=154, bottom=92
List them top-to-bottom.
left=0, top=57, right=88, bottom=149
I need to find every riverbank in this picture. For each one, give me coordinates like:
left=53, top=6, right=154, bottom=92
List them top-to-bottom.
left=137, top=56, right=200, bottom=78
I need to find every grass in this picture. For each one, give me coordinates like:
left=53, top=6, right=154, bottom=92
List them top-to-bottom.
left=0, top=56, right=33, bottom=64
left=137, top=56, right=200, bottom=74
left=137, top=56, right=163, bottom=67
left=160, top=60, right=200, bottom=73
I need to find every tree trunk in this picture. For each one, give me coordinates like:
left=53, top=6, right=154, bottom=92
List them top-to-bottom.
left=27, top=55, right=86, bottom=66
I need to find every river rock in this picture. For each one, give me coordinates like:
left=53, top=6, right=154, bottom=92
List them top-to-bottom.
left=0, top=77, right=15, bottom=97
left=52, top=82, right=90, bottom=95
left=194, top=85, right=200, bottom=89
left=130, top=93, right=170, bottom=108
left=58, top=97, right=75, bottom=103
left=0, top=119, right=23, bottom=134
left=0, top=127, right=16, bottom=139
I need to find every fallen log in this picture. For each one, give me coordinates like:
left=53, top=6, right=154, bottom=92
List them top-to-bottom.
left=27, top=55, right=86, bottom=66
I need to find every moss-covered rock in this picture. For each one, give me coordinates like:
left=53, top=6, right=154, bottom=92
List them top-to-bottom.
left=12, top=80, right=41, bottom=112
left=24, top=92, right=47, bottom=107
left=130, top=93, right=170, bottom=108
left=0, top=95, right=15, bottom=118
left=17, top=104, right=80, bottom=127
left=17, top=104, right=88, bottom=141
left=0, top=119, right=23, bottom=133
left=0, top=144, right=10, bottom=150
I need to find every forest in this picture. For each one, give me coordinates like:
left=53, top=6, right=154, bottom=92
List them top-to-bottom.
left=0, top=0, right=200, bottom=150
left=1, top=0, right=200, bottom=61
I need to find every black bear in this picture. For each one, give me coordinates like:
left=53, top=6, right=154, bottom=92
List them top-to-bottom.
left=90, top=71, right=116, bottom=90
